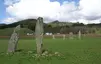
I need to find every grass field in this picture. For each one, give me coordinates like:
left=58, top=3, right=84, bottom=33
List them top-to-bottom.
left=0, top=37, right=101, bottom=64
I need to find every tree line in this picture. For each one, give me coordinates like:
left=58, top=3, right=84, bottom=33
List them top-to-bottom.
left=0, top=19, right=101, bottom=34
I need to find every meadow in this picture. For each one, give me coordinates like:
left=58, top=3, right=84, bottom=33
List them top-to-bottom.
left=0, top=37, right=101, bottom=64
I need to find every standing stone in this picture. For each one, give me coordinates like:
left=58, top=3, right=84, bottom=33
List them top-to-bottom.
left=35, top=17, right=44, bottom=54
left=7, top=25, right=20, bottom=53
left=78, top=30, right=81, bottom=39
left=69, top=32, right=73, bottom=39
left=63, top=34, right=66, bottom=40
left=52, top=35, right=55, bottom=39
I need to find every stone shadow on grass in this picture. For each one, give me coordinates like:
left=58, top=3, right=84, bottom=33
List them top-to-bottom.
left=15, top=49, right=24, bottom=52
left=15, top=49, right=36, bottom=53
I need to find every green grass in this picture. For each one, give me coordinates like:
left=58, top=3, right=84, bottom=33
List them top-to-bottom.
left=0, top=28, right=33, bottom=36
left=0, top=37, right=101, bottom=64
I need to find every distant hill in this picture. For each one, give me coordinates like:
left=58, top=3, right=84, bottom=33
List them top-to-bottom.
left=0, top=18, right=101, bottom=36
left=0, top=19, right=38, bottom=31
left=48, top=20, right=73, bottom=27
left=0, top=28, right=34, bottom=36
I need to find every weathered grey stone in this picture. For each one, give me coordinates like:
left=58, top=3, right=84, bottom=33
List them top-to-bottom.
left=35, top=17, right=44, bottom=54
left=7, top=25, right=20, bottom=53
left=78, top=30, right=81, bottom=39
left=69, top=32, right=73, bottom=39
left=63, top=34, right=66, bottom=40
left=52, top=35, right=55, bottom=39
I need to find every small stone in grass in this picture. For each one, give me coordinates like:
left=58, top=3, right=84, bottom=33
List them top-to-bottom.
left=55, top=52, right=59, bottom=55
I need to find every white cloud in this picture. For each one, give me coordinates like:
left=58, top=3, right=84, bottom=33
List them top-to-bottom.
left=3, top=0, right=101, bottom=24
left=6, top=0, right=60, bottom=19
left=79, top=0, right=101, bottom=20
left=2, top=18, right=17, bottom=24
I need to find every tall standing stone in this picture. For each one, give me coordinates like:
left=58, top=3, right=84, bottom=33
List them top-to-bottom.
left=35, top=17, right=44, bottom=54
left=7, top=25, right=20, bottom=53
left=78, top=30, right=81, bottom=39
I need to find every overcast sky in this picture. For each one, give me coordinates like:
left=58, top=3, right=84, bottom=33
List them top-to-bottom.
left=0, top=0, right=101, bottom=24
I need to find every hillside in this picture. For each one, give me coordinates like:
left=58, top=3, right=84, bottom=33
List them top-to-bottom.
left=0, top=18, right=101, bottom=36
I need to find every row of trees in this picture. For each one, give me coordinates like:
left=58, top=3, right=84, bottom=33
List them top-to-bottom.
left=0, top=19, right=101, bottom=34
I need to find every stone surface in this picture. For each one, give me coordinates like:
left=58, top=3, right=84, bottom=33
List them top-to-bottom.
left=35, top=17, right=44, bottom=54
left=7, top=25, right=20, bottom=53
left=78, top=30, right=81, bottom=39
left=69, top=32, right=73, bottom=39
left=63, top=34, right=66, bottom=40
left=52, top=35, right=55, bottom=39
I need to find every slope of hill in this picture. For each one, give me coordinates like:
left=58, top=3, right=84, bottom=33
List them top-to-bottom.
left=0, top=18, right=101, bottom=36
left=0, top=28, right=34, bottom=36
